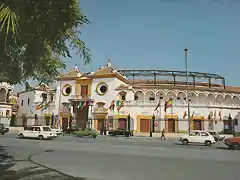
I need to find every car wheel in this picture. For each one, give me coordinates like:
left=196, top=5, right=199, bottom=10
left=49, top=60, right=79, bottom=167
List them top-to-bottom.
left=1, top=132, right=4, bottom=135
left=19, top=133, right=24, bottom=139
left=38, top=135, right=44, bottom=140
left=182, top=139, right=189, bottom=145
left=205, top=141, right=212, bottom=146
left=230, top=144, right=239, bottom=150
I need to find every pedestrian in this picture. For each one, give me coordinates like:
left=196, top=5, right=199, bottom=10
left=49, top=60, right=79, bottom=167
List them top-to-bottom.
left=161, top=129, right=166, bottom=140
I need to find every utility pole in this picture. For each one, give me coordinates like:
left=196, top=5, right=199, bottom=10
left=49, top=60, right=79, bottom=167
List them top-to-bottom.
left=185, top=48, right=191, bottom=133
left=58, top=68, right=63, bottom=129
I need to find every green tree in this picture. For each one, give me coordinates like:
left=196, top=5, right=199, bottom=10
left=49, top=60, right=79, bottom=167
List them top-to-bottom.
left=0, top=0, right=91, bottom=85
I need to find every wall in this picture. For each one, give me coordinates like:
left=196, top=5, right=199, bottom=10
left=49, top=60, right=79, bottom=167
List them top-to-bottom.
left=92, top=77, right=126, bottom=110
left=55, top=80, right=76, bottom=111
left=18, top=91, right=35, bottom=116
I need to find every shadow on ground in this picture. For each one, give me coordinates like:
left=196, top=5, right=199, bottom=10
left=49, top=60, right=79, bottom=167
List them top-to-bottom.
left=0, top=145, right=86, bottom=180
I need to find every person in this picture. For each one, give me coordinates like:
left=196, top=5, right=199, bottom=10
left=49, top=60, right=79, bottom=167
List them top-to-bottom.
left=161, top=129, right=166, bottom=140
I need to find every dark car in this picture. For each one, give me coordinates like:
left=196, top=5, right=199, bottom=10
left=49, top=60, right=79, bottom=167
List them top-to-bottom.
left=0, top=124, right=9, bottom=135
left=63, top=125, right=79, bottom=134
left=108, top=128, right=133, bottom=137
left=224, top=137, right=240, bottom=150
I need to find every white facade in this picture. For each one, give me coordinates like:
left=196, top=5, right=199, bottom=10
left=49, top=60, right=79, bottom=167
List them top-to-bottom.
left=0, top=82, right=15, bottom=117
left=17, top=84, right=57, bottom=125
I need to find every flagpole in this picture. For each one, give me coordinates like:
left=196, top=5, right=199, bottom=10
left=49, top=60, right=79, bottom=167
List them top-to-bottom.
left=185, top=48, right=191, bottom=133
left=58, top=67, right=63, bottom=129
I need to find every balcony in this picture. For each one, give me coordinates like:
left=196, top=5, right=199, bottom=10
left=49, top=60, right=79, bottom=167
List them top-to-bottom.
left=69, top=95, right=94, bottom=102
left=123, top=100, right=240, bottom=108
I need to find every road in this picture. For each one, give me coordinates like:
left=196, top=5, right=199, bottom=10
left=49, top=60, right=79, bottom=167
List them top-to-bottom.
left=1, top=133, right=240, bottom=180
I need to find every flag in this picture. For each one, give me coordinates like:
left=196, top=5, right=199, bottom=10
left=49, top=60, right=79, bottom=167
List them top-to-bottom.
left=164, top=98, right=172, bottom=112
left=154, top=99, right=161, bottom=111
left=77, top=100, right=83, bottom=108
left=109, top=100, right=115, bottom=111
left=116, top=100, right=120, bottom=107
left=117, top=100, right=124, bottom=111
left=81, top=101, right=87, bottom=110
left=36, top=102, right=43, bottom=110
left=214, top=110, right=216, bottom=119
left=183, top=111, right=187, bottom=118
left=191, top=111, right=195, bottom=119
left=208, top=111, right=213, bottom=119
left=218, top=111, right=222, bottom=120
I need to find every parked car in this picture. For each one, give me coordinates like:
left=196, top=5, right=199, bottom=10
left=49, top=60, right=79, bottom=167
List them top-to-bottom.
left=0, top=124, right=9, bottom=135
left=63, top=125, right=79, bottom=134
left=18, top=126, right=56, bottom=140
left=50, top=126, right=62, bottom=135
left=74, top=128, right=98, bottom=138
left=108, top=128, right=133, bottom=137
left=180, top=130, right=216, bottom=146
left=208, top=130, right=225, bottom=141
left=224, top=137, right=240, bottom=150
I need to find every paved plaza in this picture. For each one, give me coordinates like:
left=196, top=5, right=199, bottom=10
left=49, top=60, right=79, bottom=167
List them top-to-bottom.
left=0, top=133, right=240, bottom=180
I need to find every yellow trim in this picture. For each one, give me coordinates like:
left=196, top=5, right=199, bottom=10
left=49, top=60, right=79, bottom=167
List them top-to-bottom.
left=92, top=74, right=128, bottom=83
left=75, top=79, right=92, bottom=96
left=96, top=82, right=108, bottom=96
left=62, top=84, right=72, bottom=96
left=114, top=114, right=128, bottom=130
left=137, top=115, right=152, bottom=132
left=164, top=115, right=179, bottom=133
left=191, top=116, right=205, bottom=131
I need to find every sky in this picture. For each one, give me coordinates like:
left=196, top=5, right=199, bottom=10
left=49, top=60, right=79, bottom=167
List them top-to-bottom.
left=15, top=0, right=240, bottom=91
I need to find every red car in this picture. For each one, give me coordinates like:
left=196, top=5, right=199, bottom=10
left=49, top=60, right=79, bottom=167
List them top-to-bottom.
left=224, top=137, right=240, bottom=150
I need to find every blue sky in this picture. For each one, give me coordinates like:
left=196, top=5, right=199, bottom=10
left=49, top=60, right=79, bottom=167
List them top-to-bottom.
left=15, top=0, right=240, bottom=91
left=69, top=0, right=240, bottom=86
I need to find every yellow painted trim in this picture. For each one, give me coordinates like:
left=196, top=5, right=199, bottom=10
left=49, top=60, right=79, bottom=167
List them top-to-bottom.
left=92, top=74, right=128, bottom=83
left=75, top=79, right=92, bottom=96
left=96, top=82, right=108, bottom=96
left=62, top=84, right=72, bottom=96
left=164, top=114, right=179, bottom=133
left=137, top=115, right=152, bottom=132
left=191, top=117, right=205, bottom=131
left=94, top=119, right=98, bottom=129
left=178, top=130, right=188, bottom=133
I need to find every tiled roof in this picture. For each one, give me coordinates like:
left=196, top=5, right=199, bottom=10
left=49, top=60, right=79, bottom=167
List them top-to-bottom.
left=56, top=66, right=81, bottom=80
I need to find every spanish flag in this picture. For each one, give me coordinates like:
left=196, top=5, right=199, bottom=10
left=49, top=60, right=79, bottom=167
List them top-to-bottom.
left=164, top=98, right=172, bottom=112
left=109, top=100, right=115, bottom=111
left=117, top=100, right=124, bottom=111
left=183, top=111, right=187, bottom=118
left=208, top=111, right=213, bottom=119
left=218, top=111, right=222, bottom=120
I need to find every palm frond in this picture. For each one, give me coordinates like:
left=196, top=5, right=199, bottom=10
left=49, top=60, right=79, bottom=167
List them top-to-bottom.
left=0, top=3, right=20, bottom=43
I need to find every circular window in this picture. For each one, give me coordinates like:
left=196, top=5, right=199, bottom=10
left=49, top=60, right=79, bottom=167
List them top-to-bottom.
left=96, top=82, right=108, bottom=96
left=62, top=84, right=72, bottom=96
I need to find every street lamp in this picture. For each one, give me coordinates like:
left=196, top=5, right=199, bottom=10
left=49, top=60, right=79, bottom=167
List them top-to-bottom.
left=184, top=48, right=191, bottom=133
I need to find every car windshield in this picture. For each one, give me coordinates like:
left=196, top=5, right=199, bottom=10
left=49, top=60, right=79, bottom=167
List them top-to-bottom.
left=42, top=127, right=51, bottom=131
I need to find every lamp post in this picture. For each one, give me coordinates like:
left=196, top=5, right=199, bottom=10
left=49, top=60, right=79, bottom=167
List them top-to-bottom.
left=184, top=48, right=191, bottom=133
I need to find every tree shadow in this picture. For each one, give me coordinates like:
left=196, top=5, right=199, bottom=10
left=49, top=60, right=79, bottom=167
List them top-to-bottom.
left=0, top=145, right=87, bottom=180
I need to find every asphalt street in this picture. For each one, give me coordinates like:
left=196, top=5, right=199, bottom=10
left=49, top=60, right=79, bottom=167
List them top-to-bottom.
left=1, top=133, right=240, bottom=180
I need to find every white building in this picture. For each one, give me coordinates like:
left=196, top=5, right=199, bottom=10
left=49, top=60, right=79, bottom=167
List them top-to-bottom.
left=55, top=59, right=240, bottom=134
left=0, top=82, right=18, bottom=126
left=17, top=83, right=56, bottom=126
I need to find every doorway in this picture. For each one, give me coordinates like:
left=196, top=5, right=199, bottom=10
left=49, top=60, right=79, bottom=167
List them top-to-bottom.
left=167, top=118, right=176, bottom=133
left=193, top=119, right=202, bottom=130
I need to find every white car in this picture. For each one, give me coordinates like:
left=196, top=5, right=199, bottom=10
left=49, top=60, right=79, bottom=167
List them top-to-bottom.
left=18, top=126, right=56, bottom=140
left=49, top=126, right=62, bottom=136
left=180, top=130, right=216, bottom=146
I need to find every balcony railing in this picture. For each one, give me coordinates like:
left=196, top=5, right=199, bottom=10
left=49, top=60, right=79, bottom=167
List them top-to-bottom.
left=69, top=95, right=94, bottom=101
left=123, top=100, right=240, bottom=108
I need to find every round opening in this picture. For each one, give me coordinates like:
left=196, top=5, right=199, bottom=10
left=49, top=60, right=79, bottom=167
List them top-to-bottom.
left=100, top=85, right=107, bottom=93
left=65, top=87, right=71, bottom=95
